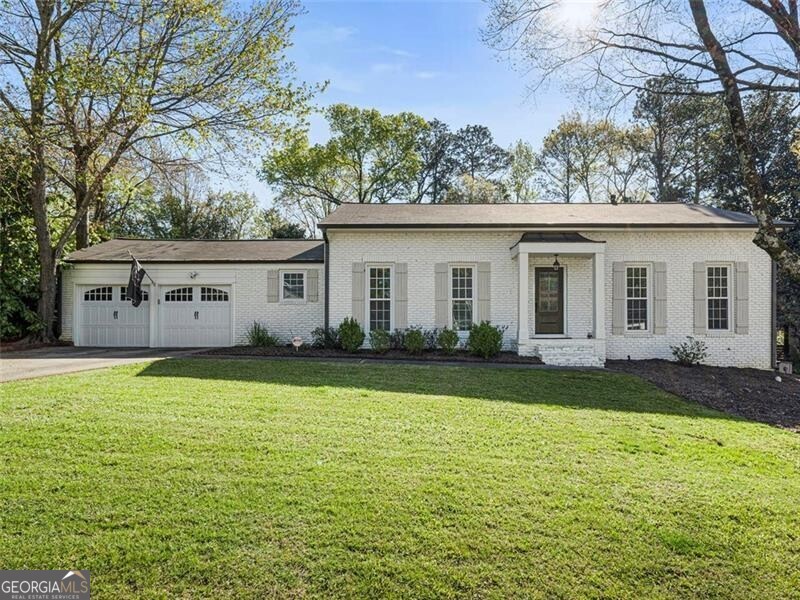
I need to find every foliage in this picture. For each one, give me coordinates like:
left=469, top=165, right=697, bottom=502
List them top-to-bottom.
left=410, top=119, right=458, bottom=203
left=505, top=140, right=538, bottom=203
left=444, top=175, right=507, bottom=204
left=254, top=208, right=307, bottom=239
left=338, top=317, right=365, bottom=352
left=246, top=322, right=279, bottom=347
left=467, top=322, right=505, bottom=359
left=311, top=326, right=341, bottom=350
left=437, top=327, right=460, bottom=354
left=403, top=328, right=426, bottom=355
left=369, top=329, right=391, bottom=354
left=389, top=329, right=407, bottom=350
left=670, top=337, right=709, bottom=367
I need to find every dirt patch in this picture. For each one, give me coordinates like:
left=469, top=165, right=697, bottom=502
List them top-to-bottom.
left=199, top=345, right=544, bottom=365
left=608, top=359, right=800, bottom=432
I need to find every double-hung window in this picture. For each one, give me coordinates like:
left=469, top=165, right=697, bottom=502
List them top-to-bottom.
left=625, top=265, right=649, bottom=332
left=707, top=265, right=730, bottom=331
left=368, top=266, right=392, bottom=331
left=451, top=266, right=474, bottom=331
left=281, top=271, right=305, bottom=301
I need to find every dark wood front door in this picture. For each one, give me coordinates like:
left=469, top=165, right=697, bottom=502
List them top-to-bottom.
left=535, top=268, right=564, bottom=335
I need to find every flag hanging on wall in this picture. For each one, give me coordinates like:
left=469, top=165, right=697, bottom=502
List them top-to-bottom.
left=127, top=255, right=147, bottom=307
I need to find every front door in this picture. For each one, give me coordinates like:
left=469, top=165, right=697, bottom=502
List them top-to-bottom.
left=535, top=268, right=564, bottom=335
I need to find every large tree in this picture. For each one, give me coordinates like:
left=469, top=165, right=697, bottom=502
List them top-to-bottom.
left=0, top=0, right=312, bottom=339
left=484, top=0, right=800, bottom=280
left=262, top=104, right=427, bottom=209
left=410, top=119, right=458, bottom=203
left=505, top=140, right=538, bottom=203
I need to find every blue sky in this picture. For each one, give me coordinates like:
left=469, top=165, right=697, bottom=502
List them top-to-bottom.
left=231, top=0, right=577, bottom=204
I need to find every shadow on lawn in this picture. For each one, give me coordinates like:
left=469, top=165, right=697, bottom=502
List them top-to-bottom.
left=136, top=357, right=735, bottom=421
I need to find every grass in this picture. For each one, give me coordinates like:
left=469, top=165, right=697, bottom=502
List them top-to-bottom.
left=1, top=359, right=799, bottom=599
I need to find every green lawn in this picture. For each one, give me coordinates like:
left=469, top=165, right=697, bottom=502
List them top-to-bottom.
left=1, top=359, right=798, bottom=599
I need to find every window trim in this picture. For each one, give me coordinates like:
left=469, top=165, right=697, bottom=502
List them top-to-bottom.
left=365, top=263, right=393, bottom=333
left=449, top=263, right=476, bottom=333
left=624, top=263, right=652, bottom=335
left=706, top=263, right=733, bottom=333
left=279, top=270, right=307, bottom=303
left=83, top=286, right=113, bottom=302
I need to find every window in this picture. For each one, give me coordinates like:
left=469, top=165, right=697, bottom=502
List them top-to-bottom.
left=707, top=265, right=730, bottom=331
left=368, top=266, right=391, bottom=331
left=451, top=266, right=474, bottom=331
left=625, top=266, right=649, bottom=331
left=281, top=272, right=305, bottom=301
left=84, top=286, right=112, bottom=302
left=120, top=287, right=148, bottom=302
left=165, top=287, right=193, bottom=302
left=201, top=287, right=228, bottom=302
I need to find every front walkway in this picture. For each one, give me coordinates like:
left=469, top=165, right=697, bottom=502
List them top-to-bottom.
left=0, top=346, right=204, bottom=382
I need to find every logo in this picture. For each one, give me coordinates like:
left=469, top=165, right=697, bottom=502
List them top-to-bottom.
left=1, top=570, right=90, bottom=600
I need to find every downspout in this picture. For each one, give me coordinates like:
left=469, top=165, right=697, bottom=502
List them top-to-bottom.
left=323, top=230, right=330, bottom=330
left=771, top=259, right=777, bottom=369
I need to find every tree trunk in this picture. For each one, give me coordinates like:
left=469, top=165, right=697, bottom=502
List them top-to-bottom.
left=690, top=0, right=800, bottom=281
left=74, top=149, right=90, bottom=249
left=30, top=158, right=57, bottom=340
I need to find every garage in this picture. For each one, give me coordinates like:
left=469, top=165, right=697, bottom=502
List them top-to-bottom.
left=78, top=285, right=150, bottom=347
left=160, top=285, right=232, bottom=347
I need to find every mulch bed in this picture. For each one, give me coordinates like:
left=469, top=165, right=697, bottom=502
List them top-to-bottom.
left=200, top=345, right=544, bottom=365
left=608, top=359, right=800, bottom=432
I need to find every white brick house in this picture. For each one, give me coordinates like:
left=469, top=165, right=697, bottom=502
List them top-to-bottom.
left=61, top=203, right=784, bottom=369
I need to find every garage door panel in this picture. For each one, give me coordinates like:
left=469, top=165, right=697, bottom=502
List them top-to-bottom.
left=77, top=285, right=149, bottom=347
left=161, top=285, right=231, bottom=347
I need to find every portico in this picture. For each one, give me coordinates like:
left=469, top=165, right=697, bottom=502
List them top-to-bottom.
left=511, top=232, right=606, bottom=367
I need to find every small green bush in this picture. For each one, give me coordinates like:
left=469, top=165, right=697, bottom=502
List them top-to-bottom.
left=338, top=317, right=365, bottom=352
left=246, top=321, right=279, bottom=347
left=467, top=321, right=505, bottom=359
left=311, top=326, right=340, bottom=349
left=437, top=327, right=460, bottom=354
left=404, top=328, right=426, bottom=355
left=369, top=329, right=391, bottom=354
left=389, top=329, right=406, bottom=350
left=670, top=336, right=708, bottom=366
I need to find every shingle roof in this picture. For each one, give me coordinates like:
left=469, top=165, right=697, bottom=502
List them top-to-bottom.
left=319, top=202, right=787, bottom=229
left=65, top=238, right=325, bottom=263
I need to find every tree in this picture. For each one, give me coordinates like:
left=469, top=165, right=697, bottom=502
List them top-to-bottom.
left=0, top=0, right=313, bottom=339
left=483, top=0, right=800, bottom=280
left=262, top=104, right=427, bottom=210
left=534, top=115, right=581, bottom=203
left=410, top=119, right=457, bottom=203
left=450, top=125, right=510, bottom=181
left=603, top=126, right=651, bottom=204
left=505, top=140, right=538, bottom=203
left=443, top=175, right=508, bottom=204
left=254, top=208, right=307, bottom=239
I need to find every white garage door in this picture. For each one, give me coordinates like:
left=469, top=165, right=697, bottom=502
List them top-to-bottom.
left=78, top=285, right=150, bottom=347
left=160, top=286, right=232, bottom=347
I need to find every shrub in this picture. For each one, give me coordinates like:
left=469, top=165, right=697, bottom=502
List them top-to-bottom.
left=338, top=317, right=365, bottom=352
left=246, top=321, right=279, bottom=347
left=467, top=321, right=505, bottom=359
left=311, top=326, right=340, bottom=349
left=422, top=327, right=439, bottom=350
left=437, top=327, right=460, bottom=354
left=389, top=328, right=406, bottom=350
left=404, top=328, right=426, bottom=355
left=369, top=329, right=391, bottom=354
left=670, top=336, right=708, bottom=366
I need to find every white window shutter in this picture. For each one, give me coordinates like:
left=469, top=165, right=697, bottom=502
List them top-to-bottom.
left=477, top=262, right=491, bottom=323
left=612, top=262, right=625, bottom=335
left=653, top=262, right=667, bottom=335
left=693, top=262, right=707, bottom=335
left=735, top=262, right=749, bottom=334
left=352, top=263, right=365, bottom=325
left=394, top=263, right=408, bottom=330
left=434, top=263, right=448, bottom=328
left=267, top=269, right=279, bottom=303
left=306, top=269, right=319, bottom=302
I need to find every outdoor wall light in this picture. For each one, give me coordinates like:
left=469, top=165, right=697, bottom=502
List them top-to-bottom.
left=552, top=254, right=560, bottom=270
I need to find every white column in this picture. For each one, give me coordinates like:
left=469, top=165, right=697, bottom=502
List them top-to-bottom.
left=518, top=251, right=529, bottom=346
left=593, top=252, right=606, bottom=339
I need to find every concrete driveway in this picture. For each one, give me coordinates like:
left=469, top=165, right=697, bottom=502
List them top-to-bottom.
left=1, top=346, right=204, bottom=383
